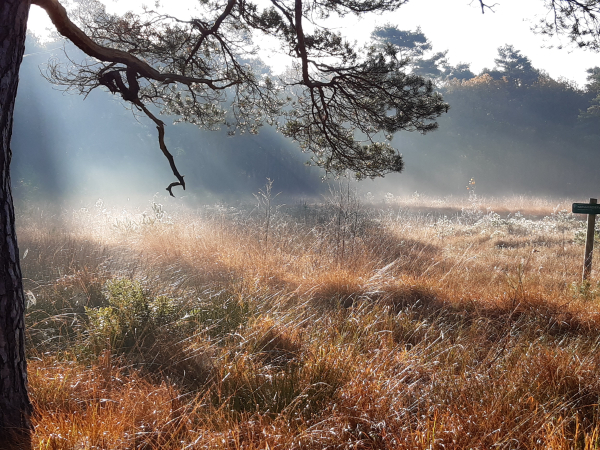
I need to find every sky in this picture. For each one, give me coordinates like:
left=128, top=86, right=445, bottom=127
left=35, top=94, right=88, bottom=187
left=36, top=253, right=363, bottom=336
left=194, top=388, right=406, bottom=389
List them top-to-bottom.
left=27, top=0, right=599, bottom=86
left=29, top=0, right=600, bottom=86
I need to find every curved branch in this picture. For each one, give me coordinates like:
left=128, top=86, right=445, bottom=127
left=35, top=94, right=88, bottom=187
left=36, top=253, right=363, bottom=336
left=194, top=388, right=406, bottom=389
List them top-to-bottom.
left=31, top=0, right=236, bottom=89
left=32, top=0, right=195, bottom=197
left=184, top=0, right=237, bottom=69
left=475, top=0, right=498, bottom=13
left=134, top=101, right=186, bottom=197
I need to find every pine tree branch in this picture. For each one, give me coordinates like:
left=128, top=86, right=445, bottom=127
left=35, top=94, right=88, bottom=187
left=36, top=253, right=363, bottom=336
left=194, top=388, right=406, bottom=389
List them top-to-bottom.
left=31, top=0, right=238, bottom=90
left=134, top=100, right=186, bottom=197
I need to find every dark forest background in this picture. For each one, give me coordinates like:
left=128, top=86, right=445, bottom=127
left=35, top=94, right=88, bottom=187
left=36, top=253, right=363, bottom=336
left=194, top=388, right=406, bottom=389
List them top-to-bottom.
left=12, top=28, right=600, bottom=203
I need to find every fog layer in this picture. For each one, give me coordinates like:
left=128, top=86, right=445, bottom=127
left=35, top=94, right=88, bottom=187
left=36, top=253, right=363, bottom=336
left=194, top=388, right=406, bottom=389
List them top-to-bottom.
left=12, top=35, right=600, bottom=204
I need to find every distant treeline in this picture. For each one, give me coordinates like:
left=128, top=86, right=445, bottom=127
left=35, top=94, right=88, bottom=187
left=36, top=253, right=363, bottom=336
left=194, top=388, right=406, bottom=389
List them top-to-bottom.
left=370, top=27, right=600, bottom=197
left=12, top=31, right=600, bottom=201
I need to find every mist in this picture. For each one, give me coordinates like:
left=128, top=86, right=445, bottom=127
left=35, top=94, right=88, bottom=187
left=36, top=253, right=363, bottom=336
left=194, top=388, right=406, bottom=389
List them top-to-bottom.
left=12, top=34, right=600, bottom=208
left=12, top=36, right=325, bottom=208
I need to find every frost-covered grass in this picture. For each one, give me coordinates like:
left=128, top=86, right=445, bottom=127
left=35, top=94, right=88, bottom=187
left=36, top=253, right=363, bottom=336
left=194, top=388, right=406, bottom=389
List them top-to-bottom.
left=18, top=193, right=600, bottom=449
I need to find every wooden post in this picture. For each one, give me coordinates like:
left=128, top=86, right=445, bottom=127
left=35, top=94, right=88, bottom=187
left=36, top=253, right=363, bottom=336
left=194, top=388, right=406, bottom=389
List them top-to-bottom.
left=583, top=198, right=598, bottom=282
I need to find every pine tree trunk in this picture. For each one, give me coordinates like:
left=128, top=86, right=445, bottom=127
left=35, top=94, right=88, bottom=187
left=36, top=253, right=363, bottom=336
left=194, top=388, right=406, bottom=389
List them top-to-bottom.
left=0, top=0, right=33, bottom=448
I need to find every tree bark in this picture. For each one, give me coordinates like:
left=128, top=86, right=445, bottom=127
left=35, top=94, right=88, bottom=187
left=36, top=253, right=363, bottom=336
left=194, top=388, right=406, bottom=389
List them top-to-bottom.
left=0, top=0, right=33, bottom=448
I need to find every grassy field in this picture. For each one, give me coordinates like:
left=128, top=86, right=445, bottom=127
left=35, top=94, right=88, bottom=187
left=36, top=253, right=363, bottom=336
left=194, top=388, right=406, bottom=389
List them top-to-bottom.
left=17, top=191, right=600, bottom=449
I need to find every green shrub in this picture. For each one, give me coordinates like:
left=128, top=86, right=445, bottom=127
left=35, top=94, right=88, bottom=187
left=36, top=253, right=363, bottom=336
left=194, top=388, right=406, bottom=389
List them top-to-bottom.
left=84, top=279, right=252, bottom=359
left=85, top=279, right=179, bottom=354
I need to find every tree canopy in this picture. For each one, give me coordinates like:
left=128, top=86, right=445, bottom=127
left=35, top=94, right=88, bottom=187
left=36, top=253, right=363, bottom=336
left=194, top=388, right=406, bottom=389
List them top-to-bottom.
left=35, top=0, right=448, bottom=195
left=476, top=0, right=600, bottom=52
left=535, top=0, right=600, bottom=50
left=371, top=24, right=474, bottom=82
left=366, top=27, right=600, bottom=197
left=489, top=44, right=539, bottom=86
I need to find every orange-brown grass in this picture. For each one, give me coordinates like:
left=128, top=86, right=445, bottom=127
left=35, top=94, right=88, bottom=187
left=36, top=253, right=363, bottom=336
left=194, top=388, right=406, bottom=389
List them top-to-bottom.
left=17, top=195, right=600, bottom=449
left=29, top=353, right=192, bottom=449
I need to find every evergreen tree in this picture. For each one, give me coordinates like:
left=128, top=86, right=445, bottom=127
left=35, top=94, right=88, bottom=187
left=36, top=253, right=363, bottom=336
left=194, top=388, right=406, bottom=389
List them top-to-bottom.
left=371, top=24, right=449, bottom=79
left=489, top=44, right=539, bottom=86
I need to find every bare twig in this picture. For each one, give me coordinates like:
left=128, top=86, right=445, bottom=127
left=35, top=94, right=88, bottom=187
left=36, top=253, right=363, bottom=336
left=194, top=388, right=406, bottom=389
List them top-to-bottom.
left=473, top=0, right=499, bottom=13
left=134, top=101, right=186, bottom=197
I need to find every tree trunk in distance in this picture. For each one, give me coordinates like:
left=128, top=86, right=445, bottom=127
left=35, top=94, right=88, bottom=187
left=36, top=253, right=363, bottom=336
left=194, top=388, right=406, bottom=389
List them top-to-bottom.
left=0, top=0, right=33, bottom=448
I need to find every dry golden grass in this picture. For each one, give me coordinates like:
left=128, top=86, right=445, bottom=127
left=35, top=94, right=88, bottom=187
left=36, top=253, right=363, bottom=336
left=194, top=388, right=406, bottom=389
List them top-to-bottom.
left=16, top=193, right=600, bottom=449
